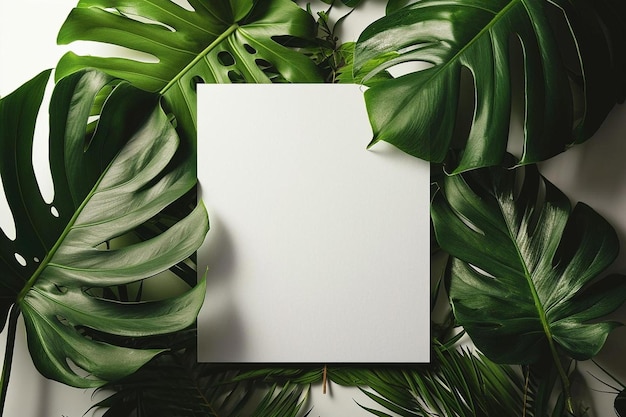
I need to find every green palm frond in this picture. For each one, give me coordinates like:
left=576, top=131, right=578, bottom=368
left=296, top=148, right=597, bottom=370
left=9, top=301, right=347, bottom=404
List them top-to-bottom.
left=94, top=344, right=312, bottom=417
left=323, top=344, right=522, bottom=417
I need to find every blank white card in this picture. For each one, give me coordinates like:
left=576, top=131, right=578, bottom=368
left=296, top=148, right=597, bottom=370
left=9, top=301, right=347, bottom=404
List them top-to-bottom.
left=197, top=84, right=430, bottom=363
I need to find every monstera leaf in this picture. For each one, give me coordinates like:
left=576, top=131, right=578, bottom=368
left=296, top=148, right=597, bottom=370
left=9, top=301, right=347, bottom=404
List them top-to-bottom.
left=56, top=0, right=323, bottom=145
left=354, top=0, right=626, bottom=173
left=0, top=69, right=208, bottom=389
left=431, top=162, right=626, bottom=410
left=431, top=163, right=626, bottom=363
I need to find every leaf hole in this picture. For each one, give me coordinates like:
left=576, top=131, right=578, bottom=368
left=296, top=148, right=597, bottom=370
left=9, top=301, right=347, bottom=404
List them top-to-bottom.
left=170, top=0, right=194, bottom=11
left=112, top=9, right=176, bottom=32
left=506, top=34, right=526, bottom=160
left=69, top=41, right=159, bottom=65
left=244, top=44, right=256, bottom=54
left=217, top=51, right=236, bottom=67
left=255, top=58, right=273, bottom=70
left=255, top=59, right=287, bottom=83
left=386, top=61, right=433, bottom=78
left=227, top=70, right=245, bottom=83
left=190, top=75, right=206, bottom=92
left=33, top=76, right=56, bottom=206
left=84, top=82, right=117, bottom=152
left=166, top=112, right=178, bottom=129
left=84, top=117, right=101, bottom=151
left=0, top=176, right=16, bottom=240
left=451, top=205, right=484, bottom=236
left=50, top=206, right=60, bottom=218
left=96, top=232, right=140, bottom=251
left=14, top=253, right=26, bottom=267
left=33, top=257, right=40, bottom=263
left=468, top=263, right=496, bottom=279
left=54, top=285, right=68, bottom=295
left=56, top=315, right=71, bottom=327
left=65, top=357, right=99, bottom=380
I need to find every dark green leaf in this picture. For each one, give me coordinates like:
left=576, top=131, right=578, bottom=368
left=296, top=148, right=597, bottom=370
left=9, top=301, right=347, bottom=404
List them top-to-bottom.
left=56, top=0, right=323, bottom=145
left=354, top=0, right=626, bottom=173
left=0, top=70, right=208, bottom=388
left=431, top=163, right=626, bottom=363
left=94, top=346, right=311, bottom=417
left=330, top=347, right=525, bottom=417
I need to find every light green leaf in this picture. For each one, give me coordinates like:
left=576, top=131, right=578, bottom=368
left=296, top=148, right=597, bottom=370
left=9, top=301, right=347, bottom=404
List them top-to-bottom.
left=56, top=0, right=323, bottom=144
left=354, top=0, right=626, bottom=173
left=0, top=69, right=208, bottom=388
left=431, top=162, right=626, bottom=364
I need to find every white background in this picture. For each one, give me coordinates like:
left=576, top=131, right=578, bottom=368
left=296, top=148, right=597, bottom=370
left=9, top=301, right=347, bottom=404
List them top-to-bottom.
left=1, top=0, right=626, bottom=416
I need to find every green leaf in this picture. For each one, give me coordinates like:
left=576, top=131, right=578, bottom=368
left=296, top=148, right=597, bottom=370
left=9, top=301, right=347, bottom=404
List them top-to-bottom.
left=56, top=0, right=323, bottom=144
left=319, top=0, right=363, bottom=6
left=354, top=0, right=626, bottom=173
left=386, top=0, right=416, bottom=14
left=333, top=42, right=392, bottom=85
left=0, top=69, right=208, bottom=388
left=431, top=162, right=626, bottom=364
left=93, top=344, right=312, bottom=417
left=329, top=346, right=525, bottom=417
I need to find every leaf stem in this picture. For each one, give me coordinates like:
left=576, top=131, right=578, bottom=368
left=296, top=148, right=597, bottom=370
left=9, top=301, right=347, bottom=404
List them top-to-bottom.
left=159, top=23, right=239, bottom=95
left=16, top=166, right=107, bottom=302
left=502, top=194, right=574, bottom=413
left=526, top=270, right=573, bottom=413
left=0, top=305, right=21, bottom=417
left=546, top=337, right=574, bottom=414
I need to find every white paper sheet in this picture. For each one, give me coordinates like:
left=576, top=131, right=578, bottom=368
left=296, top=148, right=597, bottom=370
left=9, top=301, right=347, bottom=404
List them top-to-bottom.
left=197, top=84, right=430, bottom=363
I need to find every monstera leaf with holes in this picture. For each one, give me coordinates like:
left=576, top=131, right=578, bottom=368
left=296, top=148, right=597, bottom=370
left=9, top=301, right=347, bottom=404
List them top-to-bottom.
left=55, top=0, right=323, bottom=147
left=354, top=0, right=626, bottom=173
left=0, top=69, right=208, bottom=393
left=430, top=161, right=626, bottom=410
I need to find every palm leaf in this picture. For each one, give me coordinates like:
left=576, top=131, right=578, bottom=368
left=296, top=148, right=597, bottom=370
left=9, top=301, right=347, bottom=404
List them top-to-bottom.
left=55, top=0, right=323, bottom=145
left=353, top=0, right=626, bottom=173
left=0, top=69, right=208, bottom=389
left=430, top=161, right=626, bottom=410
left=93, top=344, right=312, bottom=417
left=325, top=346, right=524, bottom=417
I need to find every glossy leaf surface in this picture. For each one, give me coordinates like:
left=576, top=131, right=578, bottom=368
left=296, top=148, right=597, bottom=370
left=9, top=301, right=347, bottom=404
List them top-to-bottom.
left=56, top=0, right=323, bottom=145
left=354, top=0, right=626, bottom=173
left=0, top=70, right=208, bottom=388
left=431, top=163, right=626, bottom=363
left=334, top=347, right=525, bottom=417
